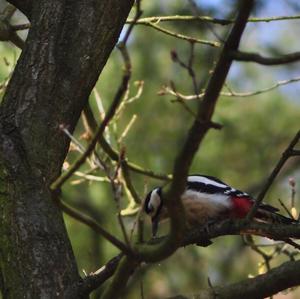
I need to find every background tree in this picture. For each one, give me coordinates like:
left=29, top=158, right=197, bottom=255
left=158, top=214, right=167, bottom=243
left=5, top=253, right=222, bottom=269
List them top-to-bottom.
left=0, top=0, right=300, bottom=298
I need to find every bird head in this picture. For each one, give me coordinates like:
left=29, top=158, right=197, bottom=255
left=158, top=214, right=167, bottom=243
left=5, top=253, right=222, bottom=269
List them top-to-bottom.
left=144, top=187, right=163, bottom=236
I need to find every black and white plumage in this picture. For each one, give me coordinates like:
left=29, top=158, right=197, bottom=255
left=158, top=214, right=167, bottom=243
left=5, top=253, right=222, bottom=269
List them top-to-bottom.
left=144, top=175, right=296, bottom=236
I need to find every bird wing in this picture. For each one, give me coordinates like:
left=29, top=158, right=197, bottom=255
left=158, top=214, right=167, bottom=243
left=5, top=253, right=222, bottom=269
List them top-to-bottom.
left=187, top=175, right=280, bottom=213
left=187, top=175, right=249, bottom=197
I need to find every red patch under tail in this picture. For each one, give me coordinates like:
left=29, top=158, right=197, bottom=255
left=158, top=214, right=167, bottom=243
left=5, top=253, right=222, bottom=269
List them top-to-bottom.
left=231, top=196, right=253, bottom=218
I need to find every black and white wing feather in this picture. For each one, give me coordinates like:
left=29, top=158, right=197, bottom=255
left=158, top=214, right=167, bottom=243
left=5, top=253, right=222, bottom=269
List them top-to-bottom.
left=186, top=175, right=249, bottom=197
left=187, top=175, right=279, bottom=213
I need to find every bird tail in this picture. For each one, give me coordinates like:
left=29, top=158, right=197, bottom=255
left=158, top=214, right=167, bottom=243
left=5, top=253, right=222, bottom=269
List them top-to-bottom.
left=255, top=209, right=298, bottom=224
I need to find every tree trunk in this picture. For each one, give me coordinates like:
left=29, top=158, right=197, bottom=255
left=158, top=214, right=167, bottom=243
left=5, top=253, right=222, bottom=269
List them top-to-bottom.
left=0, top=0, right=134, bottom=298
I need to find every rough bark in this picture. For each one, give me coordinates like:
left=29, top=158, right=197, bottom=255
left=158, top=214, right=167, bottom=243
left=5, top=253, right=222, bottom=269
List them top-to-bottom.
left=0, top=0, right=133, bottom=298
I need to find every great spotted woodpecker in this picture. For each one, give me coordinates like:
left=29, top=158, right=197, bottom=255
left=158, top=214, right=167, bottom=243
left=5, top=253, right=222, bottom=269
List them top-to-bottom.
left=144, top=175, right=297, bottom=236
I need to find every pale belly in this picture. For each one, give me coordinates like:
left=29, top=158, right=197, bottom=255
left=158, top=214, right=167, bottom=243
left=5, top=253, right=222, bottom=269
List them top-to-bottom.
left=159, top=191, right=232, bottom=227
left=183, top=197, right=228, bottom=226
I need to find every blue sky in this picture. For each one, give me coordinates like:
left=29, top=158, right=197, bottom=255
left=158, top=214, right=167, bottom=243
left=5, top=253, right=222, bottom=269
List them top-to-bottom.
left=120, top=0, right=300, bottom=102
left=199, top=0, right=300, bottom=101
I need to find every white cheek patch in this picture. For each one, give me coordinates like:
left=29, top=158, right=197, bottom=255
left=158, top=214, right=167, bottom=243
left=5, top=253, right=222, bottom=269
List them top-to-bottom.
left=147, top=188, right=161, bottom=217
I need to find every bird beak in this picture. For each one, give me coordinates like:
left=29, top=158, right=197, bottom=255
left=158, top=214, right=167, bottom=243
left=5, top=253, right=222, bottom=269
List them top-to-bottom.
left=151, top=214, right=160, bottom=237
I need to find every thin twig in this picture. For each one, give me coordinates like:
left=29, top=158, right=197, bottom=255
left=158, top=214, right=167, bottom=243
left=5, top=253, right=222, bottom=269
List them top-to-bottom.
left=122, top=0, right=143, bottom=44
left=187, top=0, right=225, bottom=43
left=127, top=14, right=300, bottom=26
left=141, top=21, right=221, bottom=47
left=171, top=44, right=199, bottom=94
left=50, top=48, right=131, bottom=191
left=232, top=50, right=300, bottom=65
left=160, top=76, right=300, bottom=100
left=222, top=77, right=300, bottom=97
left=115, top=80, right=144, bottom=120
left=169, top=81, right=198, bottom=118
left=83, top=102, right=171, bottom=181
left=118, top=114, right=137, bottom=143
left=247, top=130, right=300, bottom=220
left=112, top=149, right=131, bottom=247
left=121, top=157, right=142, bottom=204
left=73, top=171, right=110, bottom=183
left=55, top=197, right=134, bottom=256
left=278, top=198, right=294, bottom=220
left=244, top=235, right=272, bottom=271
left=284, top=239, right=300, bottom=251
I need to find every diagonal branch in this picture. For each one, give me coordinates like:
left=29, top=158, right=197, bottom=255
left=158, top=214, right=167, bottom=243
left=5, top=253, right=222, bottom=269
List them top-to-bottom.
left=136, top=0, right=255, bottom=263
left=127, top=14, right=300, bottom=26
left=137, top=21, right=221, bottom=47
left=232, top=50, right=300, bottom=65
left=160, top=76, right=300, bottom=100
left=221, top=77, right=300, bottom=97
left=82, top=103, right=171, bottom=181
left=247, top=130, right=300, bottom=220
left=55, top=198, right=134, bottom=257
left=74, top=218, right=300, bottom=295
left=68, top=254, right=122, bottom=298
left=168, top=260, right=300, bottom=299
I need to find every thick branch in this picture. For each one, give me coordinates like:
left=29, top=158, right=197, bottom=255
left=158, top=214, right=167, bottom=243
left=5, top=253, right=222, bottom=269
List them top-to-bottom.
left=0, top=1, right=134, bottom=298
left=232, top=50, right=300, bottom=65
left=75, top=219, right=300, bottom=295
left=181, top=219, right=300, bottom=247
left=69, top=255, right=122, bottom=298
left=101, top=256, right=138, bottom=299
left=169, top=260, right=300, bottom=299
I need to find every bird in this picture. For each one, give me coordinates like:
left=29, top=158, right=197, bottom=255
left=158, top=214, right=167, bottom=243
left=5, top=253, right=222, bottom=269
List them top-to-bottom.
left=144, top=174, right=297, bottom=236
